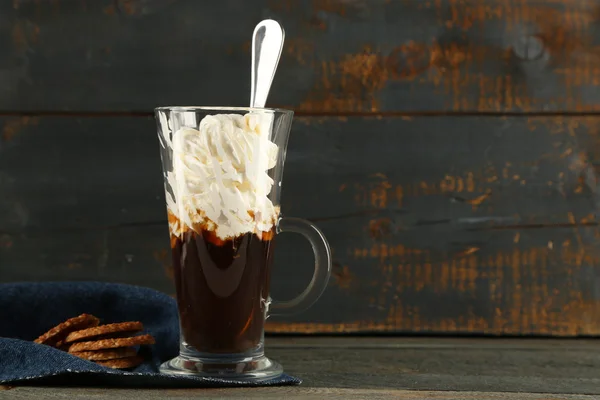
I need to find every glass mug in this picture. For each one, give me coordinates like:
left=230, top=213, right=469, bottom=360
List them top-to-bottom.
left=154, top=107, right=331, bottom=381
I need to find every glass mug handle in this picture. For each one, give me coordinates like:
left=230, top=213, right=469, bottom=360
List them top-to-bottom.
left=269, top=217, right=332, bottom=316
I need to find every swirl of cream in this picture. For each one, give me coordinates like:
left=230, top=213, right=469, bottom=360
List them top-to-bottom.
left=166, top=113, right=279, bottom=239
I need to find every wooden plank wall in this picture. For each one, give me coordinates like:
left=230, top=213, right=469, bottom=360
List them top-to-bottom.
left=1, top=0, right=600, bottom=336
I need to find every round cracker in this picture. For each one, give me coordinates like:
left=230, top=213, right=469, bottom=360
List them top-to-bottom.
left=34, top=314, right=100, bottom=346
left=64, top=321, right=143, bottom=344
left=68, top=334, right=155, bottom=352
left=70, top=347, right=137, bottom=361
left=96, top=355, right=144, bottom=369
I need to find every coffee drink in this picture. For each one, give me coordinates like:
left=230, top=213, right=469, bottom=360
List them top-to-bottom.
left=156, top=106, right=331, bottom=380
left=163, top=112, right=280, bottom=354
left=170, top=212, right=275, bottom=353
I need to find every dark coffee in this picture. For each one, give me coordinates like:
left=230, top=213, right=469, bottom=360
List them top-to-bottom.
left=170, top=224, right=275, bottom=354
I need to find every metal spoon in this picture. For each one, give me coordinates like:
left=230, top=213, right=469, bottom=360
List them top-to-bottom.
left=250, top=19, right=285, bottom=108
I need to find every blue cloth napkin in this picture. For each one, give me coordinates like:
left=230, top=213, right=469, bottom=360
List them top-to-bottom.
left=0, top=281, right=300, bottom=387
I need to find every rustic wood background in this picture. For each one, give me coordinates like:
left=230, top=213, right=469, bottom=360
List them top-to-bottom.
left=1, top=0, right=600, bottom=336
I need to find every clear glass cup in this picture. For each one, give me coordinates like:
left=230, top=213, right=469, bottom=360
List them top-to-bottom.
left=154, top=106, right=331, bottom=381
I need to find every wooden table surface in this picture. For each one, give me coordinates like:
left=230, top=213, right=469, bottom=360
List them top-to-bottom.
left=2, top=337, right=600, bottom=399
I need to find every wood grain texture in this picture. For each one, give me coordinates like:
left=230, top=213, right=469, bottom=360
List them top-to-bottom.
left=1, top=0, right=599, bottom=112
left=2, top=115, right=600, bottom=335
left=6, top=338, right=600, bottom=397
left=6, top=388, right=598, bottom=400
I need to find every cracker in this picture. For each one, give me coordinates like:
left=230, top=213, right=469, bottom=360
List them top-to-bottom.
left=34, top=314, right=100, bottom=347
left=64, top=321, right=143, bottom=344
left=68, top=334, right=155, bottom=352
left=70, top=347, right=137, bottom=361
left=96, top=355, right=144, bottom=369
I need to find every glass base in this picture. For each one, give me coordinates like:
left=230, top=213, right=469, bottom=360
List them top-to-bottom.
left=159, top=353, right=284, bottom=382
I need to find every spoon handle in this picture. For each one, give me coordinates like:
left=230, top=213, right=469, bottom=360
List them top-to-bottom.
left=250, top=19, right=285, bottom=108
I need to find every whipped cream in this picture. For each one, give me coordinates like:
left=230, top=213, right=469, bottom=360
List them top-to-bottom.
left=165, top=113, right=280, bottom=240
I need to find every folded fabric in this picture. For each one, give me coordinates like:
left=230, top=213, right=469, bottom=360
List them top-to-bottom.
left=0, top=281, right=300, bottom=387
